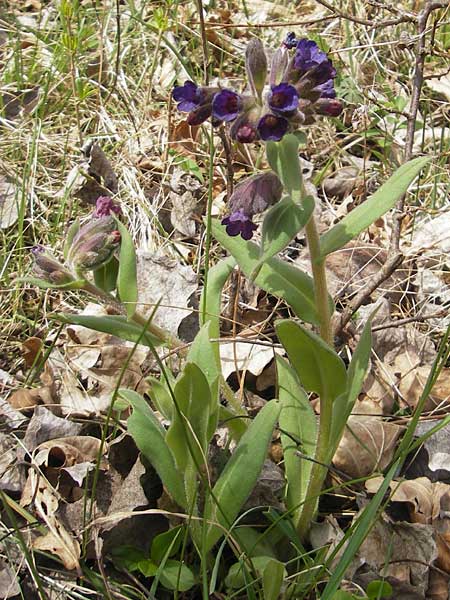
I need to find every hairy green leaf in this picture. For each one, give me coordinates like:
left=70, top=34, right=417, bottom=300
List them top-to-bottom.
left=319, top=156, right=431, bottom=258
left=254, top=195, right=314, bottom=275
left=211, top=219, right=333, bottom=325
left=116, top=220, right=138, bottom=319
left=93, top=256, right=119, bottom=292
left=56, top=313, right=163, bottom=348
left=330, top=316, right=372, bottom=455
left=276, top=320, right=347, bottom=400
left=277, top=356, right=317, bottom=525
left=166, top=363, right=211, bottom=470
left=122, top=389, right=186, bottom=508
left=204, top=400, right=280, bottom=551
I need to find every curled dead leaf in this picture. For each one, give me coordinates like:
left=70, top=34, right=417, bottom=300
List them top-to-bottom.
left=333, top=416, right=402, bottom=478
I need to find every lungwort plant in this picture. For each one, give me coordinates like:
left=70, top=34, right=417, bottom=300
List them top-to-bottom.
left=24, top=32, right=430, bottom=597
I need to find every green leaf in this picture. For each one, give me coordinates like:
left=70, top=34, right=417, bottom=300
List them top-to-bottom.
left=266, top=134, right=304, bottom=197
left=319, top=156, right=431, bottom=258
left=254, top=194, right=314, bottom=275
left=63, top=219, right=80, bottom=260
left=211, top=219, right=333, bottom=325
left=116, top=220, right=138, bottom=319
left=199, top=255, right=235, bottom=338
left=93, top=256, right=119, bottom=292
left=17, top=277, right=86, bottom=290
left=56, top=313, right=163, bottom=348
left=330, top=316, right=372, bottom=455
left=276, top=320, right=347, bottom=400
left=187, top=322, right=221, bottom=439
left=277, top=356, right=317, bottom=525
left=166, top=363, right=211, bottom=470
left=147, top=376, right=173, bottom=420
left=123, top=389, right=186, bottom=508
left=204, top=400, right=280, bottom=551
left=151, top=526, right=183, bottom=564
left=225, top=556, right=286, bottom=591
left=263, top=558, right=286, bottom=600
left=159, top=560, right=196, bottom=591
left=366, top=580, right=393, bottom=599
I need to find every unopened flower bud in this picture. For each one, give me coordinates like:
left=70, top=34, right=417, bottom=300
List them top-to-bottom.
left=245, top=39, right=268, bottom=98
left=314, top=98, right=343, bottom=117
left=230, top=105, right=262, bottom=143
left=229, top=172, right=283, bottom=217
left=93, top=196, right=121, bottom=218
left=68, top=216, right=121, bottom=272
left=31, top=246, right=74, bottom=285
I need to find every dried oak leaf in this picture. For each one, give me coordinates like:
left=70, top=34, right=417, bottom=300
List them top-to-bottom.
left=70, top=141, right=118, bottom=205
left=137, top=251, right=197, bottom=335
left=333, top=416, right=402, bottom=478
left=22, top=473, right=81, bottom=572
left=365, top=476, right=450, bottom=524
left=348, top=512, right=437, bottom=598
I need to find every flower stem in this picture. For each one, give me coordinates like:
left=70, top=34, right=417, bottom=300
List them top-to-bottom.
left=297, top=182, right=334, bottom=541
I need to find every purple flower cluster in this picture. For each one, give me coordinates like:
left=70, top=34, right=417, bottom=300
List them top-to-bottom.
left=172, top=34, right=342, bottom=143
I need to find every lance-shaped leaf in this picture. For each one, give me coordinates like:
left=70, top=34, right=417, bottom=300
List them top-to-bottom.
left=266, top=133, right=306, bottom=198
left=319, top=156, right=431, bottom=258
left=254, top=194, right=314, bottom=276
left=63, top=219, right=80, bottom=260
left=211, top=219, right=333, bottom=325
left=116, top=220, right=138, bottom=319
left=200, top=255, right=235, bottom=338
left=56, top=313, right=163, bottom=348
left=329, top=316, right=372, bottom=456
left=275, top=320, right=347, bottom=400
left=187, top=323, right=221, bottom=440
left=277, top=356, right=317, bottom=525
left=166, top=363, right=211, bottom=471
left=123, top=389, right=186, bottom=509
left=204, top=399, right=280, bottom=551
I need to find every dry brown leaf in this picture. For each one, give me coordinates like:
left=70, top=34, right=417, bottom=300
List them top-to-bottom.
left=71, top=141, right=118, bottom=205
left=0, top=175, right=19, bottom=229
left=137, top=251, right=197, bottom=335
left=21, top=336, right=43, bottom=368
left=220, top=341, right=281, bottom=381
left=333, top=416, right=402, bottom=478
left=24, top=473, right=81, bottom=572
left=365, top=476, right=450, bottom=524
left=348, top=512, right=437, bottom=597
left=0, top=559, right=20, bottom=598
left=427, top=571, right=450, bottom=600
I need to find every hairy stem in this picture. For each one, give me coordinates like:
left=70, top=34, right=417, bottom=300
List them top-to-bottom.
left=297, top=174, right=333, bottom=540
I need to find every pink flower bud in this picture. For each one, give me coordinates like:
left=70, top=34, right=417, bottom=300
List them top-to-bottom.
left=67, top=217, right=121, bottom=271
left=31, top=246, right=74, bottom=285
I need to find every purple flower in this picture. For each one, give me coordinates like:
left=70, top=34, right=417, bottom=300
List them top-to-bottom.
left=294, top=39, right=336, bottom=86
left=294, top=39, right=328, bottom=73
left=315, top=78, right=336, bottom=99
left=172, top=81, right=204, bottom=112
left=268, top=83, right=299, bottom=114
left=212, top=90, right=242, bottom=122
left=257, top=114, right=289, bottom=141
left=93, top=196, right=121, bottom=218
left=221, top=209, right=258, bottom=240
